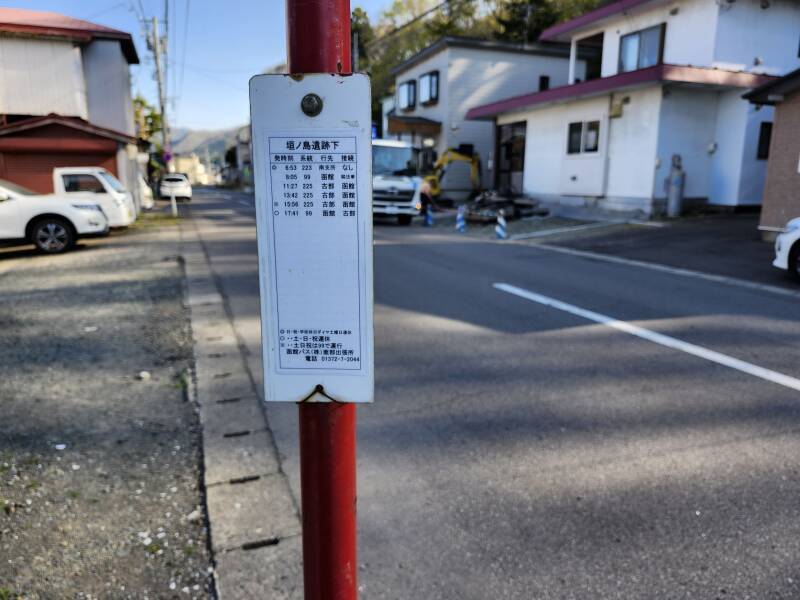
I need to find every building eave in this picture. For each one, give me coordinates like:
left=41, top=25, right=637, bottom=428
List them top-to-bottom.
left=540, top=0, right=666, bottom=42
left=391, top=36, right=572, bottom=77
left=466, top=65, right=778, bottom=120
left=744, top=66, right=800, bottom=105
left=0, top=114, right=136, bottom=145
left=387, top=114, right=442, bottom=136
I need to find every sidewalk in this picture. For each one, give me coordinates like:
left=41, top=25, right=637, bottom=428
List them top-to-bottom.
left=540, top=213, right=789, bottom=290
left=0, top=216, right=213, bottom=598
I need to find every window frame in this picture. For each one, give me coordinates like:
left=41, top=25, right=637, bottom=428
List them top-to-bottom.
left=618, top=24, right=665, bottom=74
left=418, top=71, right=439, bottom=105
left=539, top=75, right=550, bottom=92
left=397, top=80, right=417, bottom=111
left=566, top=120, right=602, bottom=155
left=756, top=121, right=773, bottom=160
left=567, top=122, right=583, bottom=155
left=62, top=173, right=106, bottom=194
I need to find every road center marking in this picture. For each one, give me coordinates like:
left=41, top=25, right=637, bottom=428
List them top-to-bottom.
left=494, top=282, right=800, bottom=393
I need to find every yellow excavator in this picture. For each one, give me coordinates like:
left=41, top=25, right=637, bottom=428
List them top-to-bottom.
left=421, top=146, right=482, bottom=203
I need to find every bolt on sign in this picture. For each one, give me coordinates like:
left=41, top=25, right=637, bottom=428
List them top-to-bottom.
left=249, top=74, right=374, bottom=403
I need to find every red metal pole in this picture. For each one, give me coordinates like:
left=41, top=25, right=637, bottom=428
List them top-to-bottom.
left=287, top=0, right=352, bottom=75
left=286, top=2, right=357, bottom=599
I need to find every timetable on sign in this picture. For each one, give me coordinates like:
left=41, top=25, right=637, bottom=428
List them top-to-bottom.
left=250, top=73, right=374, bottom=403
left=267, top=135, right=363, bottom=371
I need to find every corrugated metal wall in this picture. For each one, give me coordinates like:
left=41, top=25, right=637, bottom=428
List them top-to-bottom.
left=0, top=36, right=88, bottom=118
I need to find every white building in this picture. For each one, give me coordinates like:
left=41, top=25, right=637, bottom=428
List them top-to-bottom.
left=467, top=0, right=800, bottom=216
left=0, top=8, right=140, bottom=198
left=387, top=36, right=583, bottom=192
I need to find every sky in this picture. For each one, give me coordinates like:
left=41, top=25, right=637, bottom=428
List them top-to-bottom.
left=14, top=0, right=390, bottom=131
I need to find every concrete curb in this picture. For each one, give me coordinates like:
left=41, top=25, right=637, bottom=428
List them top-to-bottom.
left=179, top=217, right=303, bottom=599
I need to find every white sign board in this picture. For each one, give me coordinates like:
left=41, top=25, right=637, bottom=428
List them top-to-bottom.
left=249, top=74, right=374, bottom=403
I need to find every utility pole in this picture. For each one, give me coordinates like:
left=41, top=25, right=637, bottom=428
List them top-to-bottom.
left=285, top=3, right=358, bottom=599
left=148, top=16, right=173, bottom=172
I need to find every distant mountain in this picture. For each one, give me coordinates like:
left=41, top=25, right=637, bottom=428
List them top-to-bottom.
left=171, top=126, right=243, bottom=159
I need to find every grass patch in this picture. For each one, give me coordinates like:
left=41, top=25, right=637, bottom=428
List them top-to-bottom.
left=129, top=212, right=181, bottom=230
left=66, top=490, right=80, bottom=499
left=146, top=542, right=161, bottom=554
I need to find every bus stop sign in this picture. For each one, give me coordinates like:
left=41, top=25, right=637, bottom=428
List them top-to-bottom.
left=249, top=74, right=374, bottom=404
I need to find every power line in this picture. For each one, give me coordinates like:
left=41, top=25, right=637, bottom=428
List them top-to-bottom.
left=128, top=0, right=146, bottom=21
left=175, top=0, right=192, bottom=122
left=366, top=0, right=468, bottom=49
left=84, top=2, right=127, bottom=20
left=173, top=62, right=263, bottom=75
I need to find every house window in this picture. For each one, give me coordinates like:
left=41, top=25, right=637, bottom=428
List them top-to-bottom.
left=619, top=24, right=665, bottom=73
left=419, top=71, right=439, bottom=105
left=539, top=75, right=550, bottom=91
left=398, top=80, right=416, bottom=110
left=566, top=121, right=601, bottom=155
left=584, top=121, right=600, bottom=152
left=567, top=122, right=583, bottom=154
left=757, top=122, right=772, bottom=160
left=62, top=174, right=105, bottom=193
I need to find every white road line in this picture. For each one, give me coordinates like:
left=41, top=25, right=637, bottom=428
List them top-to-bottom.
left=237, top=200, right=252, bottom=207
left=509, top=222, right=619, bottom=240
left=520, top=243, right=800, bottom=300
left=494, top=282, right=800, bottom=393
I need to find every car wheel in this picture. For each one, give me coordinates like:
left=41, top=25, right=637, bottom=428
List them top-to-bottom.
left=398, top=214, right=412, bottom=226
left=31, top=217, right=75, bottom=254
left=789, top=242, right=800, bottom=281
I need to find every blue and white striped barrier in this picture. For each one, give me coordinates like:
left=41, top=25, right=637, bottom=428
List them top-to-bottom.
left=455, top=205, right=466, bottom=232
left=424, top=206, right=434, bottom=227
left=495, top=210, right=508, bottom=240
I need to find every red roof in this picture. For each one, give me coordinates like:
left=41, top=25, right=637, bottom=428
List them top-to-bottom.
left=540, top=0, right=660, bottom=42
left=0, top=7, right=138, bottom=64
left=466, top=65, right=778, bottom=120
left=0, top=114, right=137, bottom=145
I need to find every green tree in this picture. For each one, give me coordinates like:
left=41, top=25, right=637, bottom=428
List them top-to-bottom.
left=491, top=0, right=601, bottom=42
left=351, top=7, right=375, bottom=70
left=132, top=94, right=162, bottom=141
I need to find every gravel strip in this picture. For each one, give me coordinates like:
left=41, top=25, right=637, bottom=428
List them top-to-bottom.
left=0, top=223, right=213, bottom=599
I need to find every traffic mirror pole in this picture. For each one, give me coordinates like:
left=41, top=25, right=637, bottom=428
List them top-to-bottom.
left=285, top=2, right=359, bottom=599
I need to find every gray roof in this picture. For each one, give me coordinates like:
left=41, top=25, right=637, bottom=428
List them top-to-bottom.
left=390, top=36, right=573, bottom=76
left=744, top=67, right=800, bottom=105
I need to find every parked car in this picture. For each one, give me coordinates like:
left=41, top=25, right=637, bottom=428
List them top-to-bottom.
left=53, top=167, right=136, bottom=227
left=159, top=173, right=192, bottom=201
left=138, top=175, right=154, bottom=210
left=0, top=178, right=108, bottom=253
left=773, top=217, right=800, bottom=280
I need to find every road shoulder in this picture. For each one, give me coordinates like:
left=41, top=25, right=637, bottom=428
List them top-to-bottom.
left=180, top=216, right=303, bottom=599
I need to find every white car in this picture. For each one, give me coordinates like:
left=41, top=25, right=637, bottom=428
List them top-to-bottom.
left=53, top=167, right=136, bottom=228
left=159, top=173, right=192, bottom=201
left=0, top=178, right=108, bottom=253
left=773, top=217, right=800, bottom=280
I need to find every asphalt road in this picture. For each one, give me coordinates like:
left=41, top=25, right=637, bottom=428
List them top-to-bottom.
left=188, top=188, right=800, bottom=599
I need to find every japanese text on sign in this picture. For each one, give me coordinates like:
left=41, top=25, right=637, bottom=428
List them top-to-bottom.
left=267, top=136, right=362, bottom=370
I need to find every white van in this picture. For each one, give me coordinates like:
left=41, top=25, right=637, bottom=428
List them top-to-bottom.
left=52, top=167, right=136, bottom=227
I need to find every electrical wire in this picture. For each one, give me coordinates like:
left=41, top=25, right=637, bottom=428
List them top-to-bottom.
left=174, top=0, right=192, bottom=124
left=366, top=0, right=473, bottom=49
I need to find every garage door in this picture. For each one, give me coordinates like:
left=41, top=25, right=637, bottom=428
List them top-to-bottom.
left=0, top=152, right=117, bottom=194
